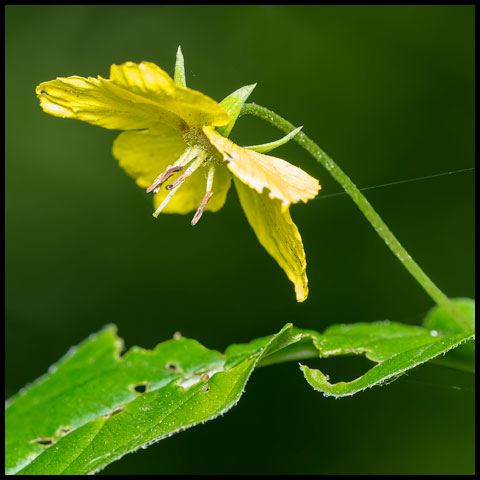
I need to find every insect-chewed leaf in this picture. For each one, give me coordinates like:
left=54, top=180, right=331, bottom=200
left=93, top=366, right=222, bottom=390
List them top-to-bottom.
left=5, top=299, right=474, bottom=475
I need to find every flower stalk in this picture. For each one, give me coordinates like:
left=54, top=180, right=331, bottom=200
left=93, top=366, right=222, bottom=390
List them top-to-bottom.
left=240, top=103, right=471, bottom=331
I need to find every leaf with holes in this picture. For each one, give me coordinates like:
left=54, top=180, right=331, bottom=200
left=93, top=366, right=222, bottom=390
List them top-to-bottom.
left=5, top=299, right=474, bottom=475
left=5, top=323, right=297, bottom=475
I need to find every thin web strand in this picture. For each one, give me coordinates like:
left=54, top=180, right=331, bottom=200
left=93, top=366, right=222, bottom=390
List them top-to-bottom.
left=316, top=167, right=475, bottom=200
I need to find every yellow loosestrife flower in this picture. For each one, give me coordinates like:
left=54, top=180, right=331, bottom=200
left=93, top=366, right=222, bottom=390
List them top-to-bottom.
left=36, top=54, right=320, bottom=301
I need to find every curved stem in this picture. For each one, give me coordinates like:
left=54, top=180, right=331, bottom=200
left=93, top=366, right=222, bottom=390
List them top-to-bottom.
left=240, top=103, right=471, bottom=331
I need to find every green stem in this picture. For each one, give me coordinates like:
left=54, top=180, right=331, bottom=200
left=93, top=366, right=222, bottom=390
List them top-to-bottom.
left=241, top=103, right=471, bottom=331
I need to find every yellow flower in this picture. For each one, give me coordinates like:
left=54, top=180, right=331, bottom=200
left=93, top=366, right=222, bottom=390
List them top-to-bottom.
left=36, top=50, right=321, bottom=302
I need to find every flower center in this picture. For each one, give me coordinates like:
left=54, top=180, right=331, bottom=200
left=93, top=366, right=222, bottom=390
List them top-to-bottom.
left=146, top=143, right=217, bottom=225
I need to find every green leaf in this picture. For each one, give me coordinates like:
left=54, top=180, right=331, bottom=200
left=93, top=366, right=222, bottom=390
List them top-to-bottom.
left=174, top=45, right=186, bottom=87
left=217, top=84, right=256, bottom=138
left=243, top=126, right=303, bottom=153
left=423, top=297, right=475, bottom=372
left=424, top=297, right=475, bottom=333
left=6, top=312, right=474, bottom=475
left=299, top=320, right=474, bottom=397
left=6, top=324, right=296, bottom=475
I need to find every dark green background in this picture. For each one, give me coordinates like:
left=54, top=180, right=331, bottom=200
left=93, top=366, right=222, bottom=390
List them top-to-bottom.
left=5, top=5, right=474, bottom=475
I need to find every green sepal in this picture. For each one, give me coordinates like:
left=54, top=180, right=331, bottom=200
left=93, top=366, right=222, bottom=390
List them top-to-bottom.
left=174, top=46, right=186, bottom=87
left=217, top=84, right=256, bottom=138
left=243, top=126, right=303, bottom=153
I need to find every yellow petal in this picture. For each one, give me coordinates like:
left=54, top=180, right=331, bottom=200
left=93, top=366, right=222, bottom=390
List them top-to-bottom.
left=36, top=62, right=229, bottom=132
left=110, top=62, right=229, bottom=128
left=36, top=75, right=185, bottom=131
left=112, top=126, right=186, bottom=188
left=205, top=128, right=320, bottom=208
left=153, top=163, right=232, bottom=215
left=233, top=177, right=309, bottom=302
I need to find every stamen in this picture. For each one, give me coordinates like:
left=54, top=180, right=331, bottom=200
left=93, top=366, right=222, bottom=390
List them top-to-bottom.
left=146, top=145, right=195, bottom=194
left=152, top=150, right=208, bottom=218
left=165, top=153, right=206, bottom=190
left=206, top=162, right=215, bottom=188
left=191, top=164, right=216, bottom=226
left=146, top=166, right=184, bottom=194
left=165, top=170, right=193, bottom=190
left=152, top=186, right=180, bottom=218
left=191, top=191, right=214, bottom=226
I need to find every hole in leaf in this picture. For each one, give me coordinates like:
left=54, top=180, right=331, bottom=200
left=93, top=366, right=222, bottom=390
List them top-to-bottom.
left=304, top=353, right=376, bottom=383
left=165, top=361, right=182, bottom=374
left=133, top=383, right=148, bottom=394
left=106, top=406, right=124, bottom=419
left=56, top=425, right=71, bottom=437
left=30, top=437, right=54, bottom=447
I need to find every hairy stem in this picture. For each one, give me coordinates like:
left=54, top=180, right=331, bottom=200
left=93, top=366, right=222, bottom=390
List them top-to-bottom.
left=240, top=103, right=471, bottom=331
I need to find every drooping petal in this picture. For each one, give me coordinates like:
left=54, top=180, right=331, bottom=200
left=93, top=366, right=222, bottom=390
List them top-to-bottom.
left=36, top=62, right=229, bottom=132
left=109, top=62, right=229, bottom=128
left=112, top=126, right=187, bottom=188
left=205, top=128, right=320, bottom=208
left=153, top=163, right=232, bottom=215
left=233, top=177, right=309, bottom=302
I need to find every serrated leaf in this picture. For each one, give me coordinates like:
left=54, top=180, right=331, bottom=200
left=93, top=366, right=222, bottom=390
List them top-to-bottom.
left=6, top=306, right=474, bottom=475
left=5, top=324, right=297, bottom=475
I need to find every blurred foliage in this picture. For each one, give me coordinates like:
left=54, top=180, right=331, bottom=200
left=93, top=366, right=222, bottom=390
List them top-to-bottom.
left=5, top=5, right=474, bottom=474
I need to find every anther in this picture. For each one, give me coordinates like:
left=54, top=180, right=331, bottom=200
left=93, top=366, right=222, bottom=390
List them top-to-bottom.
left=152, top=152, right=207, bottom=218
left=146, top=166, right=184, bottom=194
left=165, top=170, right=193, bottom=190
left=191, top=191, right=214, bottom=226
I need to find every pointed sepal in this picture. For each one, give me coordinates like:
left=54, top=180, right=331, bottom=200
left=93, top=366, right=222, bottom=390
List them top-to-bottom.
left=174, top=46, right=186, bottom=87
left=217, top=84, right=256, bottom=138
left=243, top=126, right=303, bottom=153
